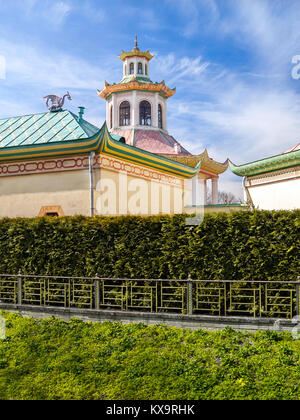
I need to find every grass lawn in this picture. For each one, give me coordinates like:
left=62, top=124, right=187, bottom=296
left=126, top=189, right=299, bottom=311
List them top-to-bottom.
left=0, top=311, right=299, bottom=400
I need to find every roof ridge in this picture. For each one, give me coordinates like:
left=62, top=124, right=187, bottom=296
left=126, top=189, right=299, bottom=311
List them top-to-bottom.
left=0, top=109, right=70, bottom=122
left=67, top=111, right=88, bottom=138
left=69, top=111, right=99, bottom=135
left=159, top=130, right=177, bottom=147
left=160, top=131, right=191, bottom=154
left=283, top=141, right=300, bottom=153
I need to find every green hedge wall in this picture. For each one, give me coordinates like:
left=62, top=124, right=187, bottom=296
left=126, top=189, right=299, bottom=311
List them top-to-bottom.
left=0, top=210, right=299, bottom=280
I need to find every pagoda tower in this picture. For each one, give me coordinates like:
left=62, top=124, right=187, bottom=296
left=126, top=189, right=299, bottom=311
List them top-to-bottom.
left=97, top=37, right=190, bottom=155
left=97, top=37, right=229, bottom=204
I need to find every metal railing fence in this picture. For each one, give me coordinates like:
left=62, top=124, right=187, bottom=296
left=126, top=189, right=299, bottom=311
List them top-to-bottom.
left=0, top=274, right=299, bottom=319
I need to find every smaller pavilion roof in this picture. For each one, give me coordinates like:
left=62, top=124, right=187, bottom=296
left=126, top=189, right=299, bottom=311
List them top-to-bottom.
left=120, top=75, right=152, bottom=84
left=98, top=79, right=176, bottom=100
left=0, top=110, right=99, bottom=148
left=162, top=150, right=229, bottom=175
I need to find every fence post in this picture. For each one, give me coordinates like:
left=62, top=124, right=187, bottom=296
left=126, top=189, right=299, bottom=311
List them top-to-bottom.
left=17, top=270, right=22, bottom=305
left=95, top=273, right=100, bottom=310
left=187, top=274, right=193, bottom=315
left=297, top=276, right=300, bottom=317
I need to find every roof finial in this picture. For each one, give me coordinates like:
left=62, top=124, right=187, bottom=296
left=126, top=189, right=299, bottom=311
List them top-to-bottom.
left=135, top=34, right=138, bottom=48
left=78, top=106, right=85, bottom=123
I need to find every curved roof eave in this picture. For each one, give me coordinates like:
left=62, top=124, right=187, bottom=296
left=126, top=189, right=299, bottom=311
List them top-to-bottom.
left=229, top=149, right=300, bottom=177
left=160, top=153, right=228, bottom=174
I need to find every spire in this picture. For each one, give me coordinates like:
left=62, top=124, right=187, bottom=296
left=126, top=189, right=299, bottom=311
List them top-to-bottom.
left=134, top=35, right=140, bottom=51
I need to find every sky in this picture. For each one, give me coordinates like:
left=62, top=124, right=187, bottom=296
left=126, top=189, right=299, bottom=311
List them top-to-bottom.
left=1, top=0, right=300, bottom=198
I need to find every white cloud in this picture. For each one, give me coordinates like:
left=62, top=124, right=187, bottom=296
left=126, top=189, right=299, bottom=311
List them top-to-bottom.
left=0, top=0, right=72, bottom=27
left=167, top=0, right=219, bottom=37
left=219, top=0, right=300, bottom=75
left=46, top=1, right=72, bottom=26
left=79, top=1, right=106, bottom=23
left=0, top=36, right=114, bottom=122
left=0, top=38, right=118, bottom=91
left=152, top=53, right=210, bottom=86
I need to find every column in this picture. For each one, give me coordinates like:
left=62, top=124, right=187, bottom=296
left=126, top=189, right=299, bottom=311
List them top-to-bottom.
left=132, top=91, right=137, bottom=128
left=153, top=92, right=159, bottom=128
left=112, top=94, right=117, bottom=129
left=164, top=100, right=167, bottom=131
left=106, top=101, right=109, bottom=127
left=191, top=176, right=197, bottom=206
left=192, top=177, right=207, bottom=206
left=211, top=177, right=219, bottom=205
left=198, top=178, right=207, bottom=205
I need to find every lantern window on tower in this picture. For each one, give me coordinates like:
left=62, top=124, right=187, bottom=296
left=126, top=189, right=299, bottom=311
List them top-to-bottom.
left=138, top=62, right=143, bottom=74
left=129, top=63, right=134, bottom=74
left=119, top=101, right=131, bottom=126
left=140, top=101, right=151, bottom=126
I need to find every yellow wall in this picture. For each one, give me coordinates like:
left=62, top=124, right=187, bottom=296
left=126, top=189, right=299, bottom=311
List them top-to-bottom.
left=0, top=160, right=245, bottom=218
left=0, top=162, right=188, bottom=217
left=0, top=170, right=90, bottom=218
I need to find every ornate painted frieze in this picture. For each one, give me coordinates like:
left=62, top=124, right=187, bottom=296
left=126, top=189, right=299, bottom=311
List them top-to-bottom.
left=0, top=154, right=182, bottom=186
left=248, top=165, right=300, bottom=186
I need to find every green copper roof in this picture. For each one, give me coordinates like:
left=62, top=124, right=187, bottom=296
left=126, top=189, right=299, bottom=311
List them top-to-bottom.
left=120, top=75, right=152, bottom=84
left=0, top=110, right=99, bottom=148
left=229, top=149, right=300, bottom=177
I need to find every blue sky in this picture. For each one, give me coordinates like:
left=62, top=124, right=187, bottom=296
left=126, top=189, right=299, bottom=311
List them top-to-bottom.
left=1, top=0, right=300, bottom=197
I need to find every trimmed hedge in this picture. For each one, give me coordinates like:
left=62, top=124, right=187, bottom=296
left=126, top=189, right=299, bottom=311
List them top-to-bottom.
left=0, top=210, right=299, bottom=280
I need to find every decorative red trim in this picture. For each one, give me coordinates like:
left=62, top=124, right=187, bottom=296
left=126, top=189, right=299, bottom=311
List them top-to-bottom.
left=0, top=154, right=182, bottom=186
left=98, top=155, right=182, bottom=186
left=0, top=157, right=89, bottom=177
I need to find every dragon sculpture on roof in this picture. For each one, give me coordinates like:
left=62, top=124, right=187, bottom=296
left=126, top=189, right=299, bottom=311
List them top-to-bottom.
left=43, top=91, right=72, bottom=112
